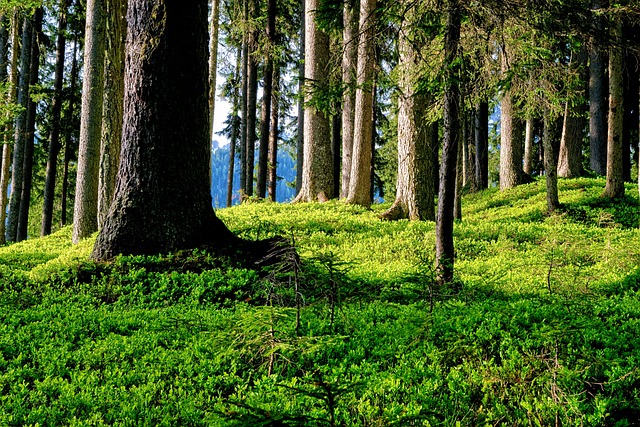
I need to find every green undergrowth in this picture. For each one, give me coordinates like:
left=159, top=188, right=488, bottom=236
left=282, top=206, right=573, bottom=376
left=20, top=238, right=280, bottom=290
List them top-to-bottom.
left=1, top=177, right=639, bottom=426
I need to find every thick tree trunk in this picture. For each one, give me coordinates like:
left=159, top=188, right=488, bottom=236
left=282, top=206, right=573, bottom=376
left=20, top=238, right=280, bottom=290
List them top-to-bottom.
left=73, top=0, right=106, bottom=243
left=92, top=0, right=234, bottom=260
left=97, top=0, right=127, bottom=229
left=292, top=0, right=333, bottom=202
left=295, top=0, right=305, bottom=196
left=341, top=0, right=358, bottom=199
left=346, top=0, right=376, bottom=207
left=589, top=0, right=608, bottom=175
left=41, top=1, right=68, bottom=236
left=435, top=2, right=460, bottom=285
left=17, top=9, right=43, bottom=241
left=381, top=10, right=434, bottom=221
left=0, top=11, right=20, bottom=246
left=7, top=15, right=34, bottom=243
left=603, top=18, right=624, bottom=199
left=61, top=40, right=80, bottom=227
left=557, top=47, right=587, bottom=178
left=499, top=49, right=524, bottom=190
left=268, top=65, right=280, bottom=202
left=475, top=101, right=488, bottom=189
left=544, top=108, right=560, bottom=213
left=332, top=113, right=341, bottom=199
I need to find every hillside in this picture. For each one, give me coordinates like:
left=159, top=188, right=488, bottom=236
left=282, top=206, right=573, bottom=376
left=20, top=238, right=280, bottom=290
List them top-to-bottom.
left=1, top=177, right=639, bottom=426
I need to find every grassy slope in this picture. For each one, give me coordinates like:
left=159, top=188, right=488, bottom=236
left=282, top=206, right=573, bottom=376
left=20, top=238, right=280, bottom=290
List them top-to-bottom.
left=1, top=177, right=639, bottom=426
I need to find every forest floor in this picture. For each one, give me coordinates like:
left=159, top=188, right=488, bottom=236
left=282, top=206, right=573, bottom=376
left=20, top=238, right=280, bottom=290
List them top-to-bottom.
left=1, top=177, right=639, bottom=426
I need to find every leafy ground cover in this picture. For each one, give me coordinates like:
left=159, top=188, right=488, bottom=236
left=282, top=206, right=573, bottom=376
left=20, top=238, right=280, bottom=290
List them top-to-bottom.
left=1, top=177, right=639, bottom=426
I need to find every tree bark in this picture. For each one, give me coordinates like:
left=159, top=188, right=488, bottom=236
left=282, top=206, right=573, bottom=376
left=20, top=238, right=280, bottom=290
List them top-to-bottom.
left=73, top=0, right=106, bottom=243
left=92, top=0, right=234, bottom=260
left=97, top=0, right=127, bottom=229
left=209, top=0, right=220, bottom=147
left=240, top=0, right=248, bottom=195
left=244, top=0, right=259, bottom=196
left=292, top=0, right=333, bottom=202
left=295, top=0, right=305, bottom=196
left=341, top=0, right=358, bottom=198
left=346, top=0, right=376, bottom=207
left=589, top=0, right=608, bottom=175
left=41, top=1, right=69, bottom=236
left=435, top=2, right=461, bottom=285
left=17, top=9, right=43, bottom=241
left=381, top=9, right=435, bottom=221
left=0, top=11, right=20, bottom=245
left=6, top=14, right=34, bottom=243
left=603, top=18, right=624, bottom=199
left=61, top=39, right=80, bottom=227
left=622, top=45, right=638, bottom=183
left=227, top=47, right=242, bottom=207
left=557, top=47, right=587, bottom=178
left=499, top=49, right=524, bottom=190
left=268, top=64, right=280, bottom=202
left=475, top=101, right=488, bottom=189
left=543, top=108, right=560, bottom=213
left=524, top=116, right=535, bottom=175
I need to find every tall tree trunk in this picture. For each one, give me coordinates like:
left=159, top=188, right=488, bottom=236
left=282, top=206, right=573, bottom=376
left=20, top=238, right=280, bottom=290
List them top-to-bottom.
left=73, top=0, right=106, bottom=243
left=92, top=0, right=234, bottom=260
left=97, top=0, right=127, bottom=228
left=209, top=0, right=220, bottom=147
left=240, top=0, right=248, bottom=195
left=244, top=0, right=259, bottom=196
left=257, top=0, right=276, bottom=198
left=292, top=0, right=333, bottom=202
left=295, top=0, right=305, bottom=195
left=341, top=0, right=358, bottom=198
left=346, top=0, right=376, bottom=207
left=589, top=0, right=608, bottom=175
left=41, top=1, right=69, bottom=236
left=435, top=2, right=461, bottom=285
left=17, top=9, right=43, bottom=241
left=381, top=9, right=434, bottom=221
left=0, top=11, right=20, bottom=245
left=6, top=15, right=34, bottom=243
left=603, top=18, right=624, bottom=199
left=61, top=39, right=80, bottom=227
left=622, top=46, right=639, bottom=183
left=227, top=47, right=242, bottom=207
left=557, top=47, right=587, bottom=178
left=499, top=49, right=524, bottom=190
left=268, top=65, right=280, bottom=202
left=474, top=101, right=488, bottom=189
left=544, top=107, right=560, bottom=213
left=463, top=111, right=477, bottom=192
left=332, top=113, right=341, bottom=199
left=454, top=128, right=463, bottom=220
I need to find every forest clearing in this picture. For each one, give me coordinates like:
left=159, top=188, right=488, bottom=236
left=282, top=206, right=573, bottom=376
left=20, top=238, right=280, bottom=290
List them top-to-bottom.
left=1, top=177, right=639, bottom=426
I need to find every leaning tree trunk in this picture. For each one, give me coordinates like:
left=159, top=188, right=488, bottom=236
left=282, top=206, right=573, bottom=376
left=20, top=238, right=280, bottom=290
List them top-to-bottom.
left=73, top=0, right=106, bottom=243
left=92, top=0, right=235, bottom=260
left=97, top=0, right=127, bottom=229
left=292, top=0, right=333, bottom=202
left=341, top=0, right=358, bottom=198
left=346, top=0, right=376, bottom=207
left=41, top=1, right=68, bottom=236
left=435, top=1, right=461, bottom=285
left=380, top=8, right=434, bottom=221
left=0, top=11, right=20, bottom=246
left=6, top=15, right=34, bottom=243
left=603, top=18, right=624, bottom=199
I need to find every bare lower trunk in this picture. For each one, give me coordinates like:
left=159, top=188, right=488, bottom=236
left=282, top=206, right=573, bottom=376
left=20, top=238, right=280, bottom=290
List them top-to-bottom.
left=295, top=0, right=305, bottom=196
left=341, top=0, right=357, bottom=198
left=589, top=0, right=607, bottom=175
left=61, top=40, right=79, bottom=227
left=499, top=49, right=524, bottom=190
left=268, top=65, right=280, bottom=201
left=475, top=101, right=488, bottom=188
left=544, top=108, right=560, bottom=213
left=524, top=117, right=535, bottom=175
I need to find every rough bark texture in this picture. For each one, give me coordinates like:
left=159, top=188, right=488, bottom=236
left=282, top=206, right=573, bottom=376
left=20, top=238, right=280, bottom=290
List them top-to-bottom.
left=73, top=0, right=106, bottom=243
left=92, top=0, right=234, bottom=260
left=97, top=0, right=127, bottom=229
left=208, top=0, right=220, bottom=146
left=244, top=0, right=259, bottom=196
left=293, top=0, right=333, bottom=202
left=295, top=0, right=305, bottom=196
left=341, top=0, right=357, bottom=199
left=346, top=0, right=376, bottom=207
left=589, top=0, right=607, bottom=176
left=41, top=1, right=68, bottom=236
left=435, top=2, right=460, bottom=285
left=240, top=3, right=248, bottom=195
left=18, top=9, right=43, bottom=241
left=0, top=12, right=20, bottom=246
left=381, top=12, right=434, bottom=221
left=6, top=15, right=34, bottom=243
left=603, top=18, right=624, bottom=199
left=227, top=48, right=242, bottom=207
left=557, top=48, right=587, bottom=178
left=499, top=50, right=524, bottom=190
left=268, top=65, right=280, bottom=202
left=474, top=101, right=488, bottom=189
left=543, top=109, right=560, bottom=213
left=463, top=112, right=477, bottom=192
left=454, top=132, right=463, bottom=221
